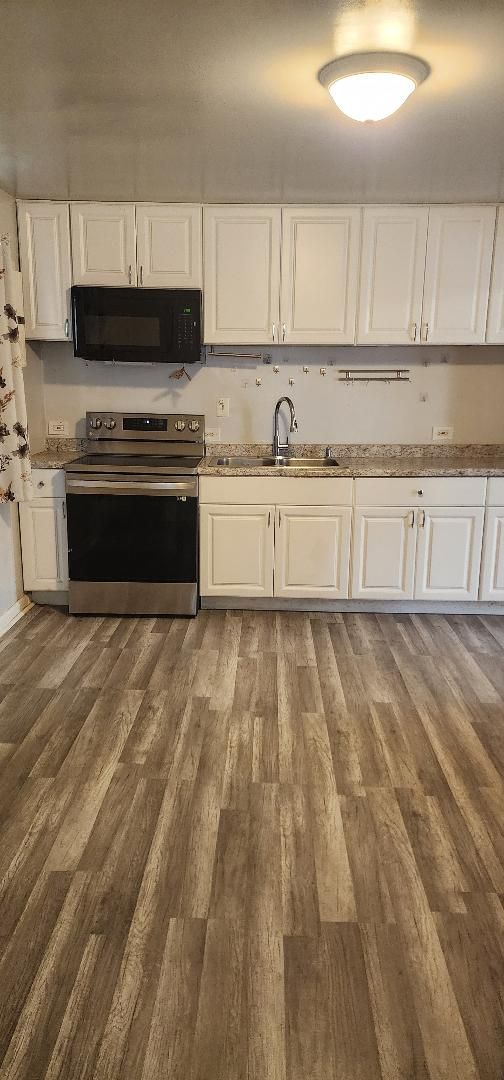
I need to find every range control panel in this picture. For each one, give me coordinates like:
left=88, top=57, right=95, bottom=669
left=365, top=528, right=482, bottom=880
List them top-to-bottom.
left=86, top=412, right=205, bottom=443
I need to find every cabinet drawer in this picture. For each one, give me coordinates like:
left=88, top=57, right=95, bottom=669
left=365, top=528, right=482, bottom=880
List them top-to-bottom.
left=31, top=469, right=66, bottom=497
left=200, top=475, right=353, bottom=505
left=354, top=476, right=486, bottom=507
left=486, top=478, right=504, bottom=506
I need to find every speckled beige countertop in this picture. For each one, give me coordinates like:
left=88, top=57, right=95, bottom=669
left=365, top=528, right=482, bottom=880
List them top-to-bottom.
left=30, top=441, right=504, bottom=478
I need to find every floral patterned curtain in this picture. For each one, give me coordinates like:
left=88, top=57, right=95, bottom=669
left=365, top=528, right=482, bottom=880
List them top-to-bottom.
left=0, top=236, right=32, bottom=503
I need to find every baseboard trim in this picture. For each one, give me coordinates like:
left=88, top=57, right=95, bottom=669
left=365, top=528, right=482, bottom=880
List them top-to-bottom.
left=0, top=595, right=33, bottom=638
left=201, top=597, right=504, bottom=615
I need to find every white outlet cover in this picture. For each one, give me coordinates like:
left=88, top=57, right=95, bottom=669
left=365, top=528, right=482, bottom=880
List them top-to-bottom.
left=216, top=398, right=230, bottom=417
left=48, top=419, right=69, bottom=436
left=432, top=425, right=454, bottom=442
left=206, top=427, right=221, bottom=443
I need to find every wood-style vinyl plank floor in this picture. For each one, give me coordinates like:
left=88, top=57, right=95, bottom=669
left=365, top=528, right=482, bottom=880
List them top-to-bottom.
left=0, top=604, right=503, bottom=1079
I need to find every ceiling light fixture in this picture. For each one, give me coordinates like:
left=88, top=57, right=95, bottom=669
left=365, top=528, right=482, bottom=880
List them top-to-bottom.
left=318, top=51, right=430, bottom=122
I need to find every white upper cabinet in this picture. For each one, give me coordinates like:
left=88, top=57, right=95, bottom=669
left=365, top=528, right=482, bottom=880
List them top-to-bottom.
left=17, top=202, right=72, bottom=340
left=70, top=203, right=137, bottom=286
left=136, top=204, right=202, bottom=288
left=421, top=205, right=496, bottom=344
left=203, top=206, right=281, bottom=344
left=357, top=206, right=428, bottom=344
left=486, top=206, right=504, bottom=343
left=280, top=207, right=361, bottom=344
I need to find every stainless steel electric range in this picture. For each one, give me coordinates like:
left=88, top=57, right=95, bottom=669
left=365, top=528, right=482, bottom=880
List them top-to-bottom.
left=64, top=411, right=205, bottom=616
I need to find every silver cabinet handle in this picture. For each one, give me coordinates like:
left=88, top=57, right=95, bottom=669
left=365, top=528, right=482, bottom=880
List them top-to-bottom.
left=128, top=264, right=132, bottom=285
left=140, top=265, right=143, bottom=286
left=64, top=318, right=70, bottom=338
left=410, top=322, right=417, bottom=342
left=421, top=322, right=429, bottom=342
left=272, top=323, right=277, bottom=343
left=282, top=323, right=286, bottom=342
left=62, top=501, right=66, bottom=519
left=278, top=509, right=281, bottom=527
left=408, top=509, right=415, bottom=528
left=419, top=509, right=426, bottom=528
left=268, top=510, right=271, bottom=527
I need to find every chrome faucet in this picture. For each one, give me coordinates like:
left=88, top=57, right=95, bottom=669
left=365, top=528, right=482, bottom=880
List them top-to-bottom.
left=273, top=396, right=298, bottom=457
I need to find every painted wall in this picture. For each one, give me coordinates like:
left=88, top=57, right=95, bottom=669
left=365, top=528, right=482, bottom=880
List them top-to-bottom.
left=0, top=187, right=24, bottom=620
left=40, top=342, right=504, bottom=445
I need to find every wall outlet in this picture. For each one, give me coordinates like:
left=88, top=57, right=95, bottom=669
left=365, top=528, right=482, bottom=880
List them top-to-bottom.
left=216, top=397, right=230, bottom=417
left=48, top=419, right=69, bottom=436
left=432, top=425, right=454, bottom=443
left=205, top=427, right=221, bottom=444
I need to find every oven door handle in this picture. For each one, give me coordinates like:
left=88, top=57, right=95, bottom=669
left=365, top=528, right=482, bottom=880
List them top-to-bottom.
left=65, top=479, right=198, bottom=497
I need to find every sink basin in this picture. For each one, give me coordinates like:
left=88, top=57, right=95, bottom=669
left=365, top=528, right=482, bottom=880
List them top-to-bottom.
left=215, top=455, right=339, bottom=468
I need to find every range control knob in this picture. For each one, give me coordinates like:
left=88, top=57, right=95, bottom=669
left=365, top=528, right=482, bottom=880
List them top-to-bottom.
left=89, top=417, right=102, bottom=430
left=104, top=418, right=116, bottom=430
left=174, top=420, right=186, bottom=432
left=188, top=420, right=200, bottom=432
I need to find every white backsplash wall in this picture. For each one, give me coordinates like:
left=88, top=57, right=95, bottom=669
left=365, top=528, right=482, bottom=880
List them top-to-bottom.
left=37, top=343, right=504, bottom=445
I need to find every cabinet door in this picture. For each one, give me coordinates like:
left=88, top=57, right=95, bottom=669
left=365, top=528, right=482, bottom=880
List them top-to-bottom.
left=17, top=202, right=72, bottom=340
left=70, top=203, right=137, bottom=285
left=136, top=204, right=202, bottom=287
left=203, top=206, right=281, bottom=344
left=357, top=206, right=428, bottom=344
left=422, top=206, right=496, bottom=344
left=280, top=207, right=360, bottom=344
left=486, top=207, right=504, bottom=343
left=19, top=498, right=69, bottom=591
left=200, top=504, right=274, bottom=597
left=274, top=506, right=351, bottom=598
left=415, top=507, right=484, bottom=601
left=351, top=508, right=416, bottom=600
left=480, top=508, right=504, bottom=600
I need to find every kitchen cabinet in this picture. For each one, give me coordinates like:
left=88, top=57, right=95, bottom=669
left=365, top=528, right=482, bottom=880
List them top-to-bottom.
left=17, top=202, right=72, bottom=340
left=70, top=203, right=137, bottom=285
left=136, top=204, right=202, bottom=287
left=421, top=205, right=496, bottom=344
left=203, top=206, right=281, bottom=344
left=357, top=206, right=428, bottom=344
left=486, top=206, right=504, bottom=343
left=280, top=207, right=361, bottom=344
left=19, top=496, right=68, bottom=591
left=199, top=504, right=274, bottom=596
left=274, top=505, right=351, bottom=598
left=351, top=507, right=417, bottom=600
left=414, top=507, right=484, bottom=600
left=480, top=508, right=504, bottom=600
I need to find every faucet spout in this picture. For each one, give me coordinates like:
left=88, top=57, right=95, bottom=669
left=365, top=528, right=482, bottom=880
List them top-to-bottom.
left=273, top=396, right=298, bottom=458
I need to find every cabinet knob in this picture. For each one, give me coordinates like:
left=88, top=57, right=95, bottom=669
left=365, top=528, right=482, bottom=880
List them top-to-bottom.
left=37, top=480, right=45, bottom=488
left=417, top=489, right=424, bottom=496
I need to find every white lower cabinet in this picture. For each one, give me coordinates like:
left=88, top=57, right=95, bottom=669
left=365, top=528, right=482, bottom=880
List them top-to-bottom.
left=19, top=497, right=68, bottom=591
left=199, top=504, right=274, bottom=597
left=274, top=506, right=351, bottom=598
left=351, top=507, right=417, bottom=600
left=415, top=507, right=484, bottom=601
left=480, top=508, right=504, bottom=600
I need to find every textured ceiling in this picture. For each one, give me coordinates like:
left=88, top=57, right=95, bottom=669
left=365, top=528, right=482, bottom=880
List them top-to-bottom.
left=2, top=0, right=504, bottom=203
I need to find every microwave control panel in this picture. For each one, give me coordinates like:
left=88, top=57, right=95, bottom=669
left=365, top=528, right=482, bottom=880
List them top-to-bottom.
left=175, top=309, right=199, bottom=355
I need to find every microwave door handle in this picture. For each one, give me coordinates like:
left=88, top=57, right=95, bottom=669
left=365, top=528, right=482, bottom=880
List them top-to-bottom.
left=66, top=479, right=197, bottom=497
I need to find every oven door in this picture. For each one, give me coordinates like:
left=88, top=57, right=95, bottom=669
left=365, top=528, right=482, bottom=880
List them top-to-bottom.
left=65, top=475, right=198, bottom=615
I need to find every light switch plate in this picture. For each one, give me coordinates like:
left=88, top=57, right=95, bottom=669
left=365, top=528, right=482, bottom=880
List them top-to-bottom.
left=216, top=398, right=230, bottom=417
left=48, top=419, right=70, bottom=436
left=432, top=425, right=454, bottom=443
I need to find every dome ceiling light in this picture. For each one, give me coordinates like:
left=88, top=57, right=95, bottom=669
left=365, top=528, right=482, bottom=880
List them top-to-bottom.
left=318, top=51, right=430, bottom=122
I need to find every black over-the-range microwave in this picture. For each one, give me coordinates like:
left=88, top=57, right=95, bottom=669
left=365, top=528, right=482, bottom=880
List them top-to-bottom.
left=71, top=286, right=202, bottom=364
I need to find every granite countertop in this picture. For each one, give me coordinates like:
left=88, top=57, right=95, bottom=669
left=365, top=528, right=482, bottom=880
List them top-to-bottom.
left=30, top=442, right=504, bottom=478
left=200, top=456, right=504, bottom=477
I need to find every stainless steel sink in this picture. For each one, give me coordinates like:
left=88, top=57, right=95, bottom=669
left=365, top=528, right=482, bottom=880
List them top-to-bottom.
left=215, top=455, right=339, bottom=468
